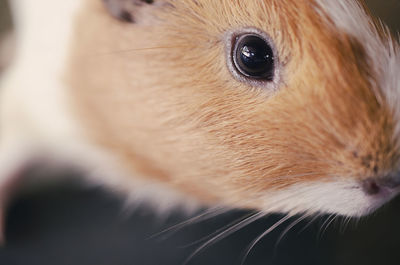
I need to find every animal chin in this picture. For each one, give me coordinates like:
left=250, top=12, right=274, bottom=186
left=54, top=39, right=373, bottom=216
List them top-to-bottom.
left=259, top=180, right=397, bottom=218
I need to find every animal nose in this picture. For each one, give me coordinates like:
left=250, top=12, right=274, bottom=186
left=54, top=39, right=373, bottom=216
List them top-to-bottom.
left=362, top=173, right=400, bottom=195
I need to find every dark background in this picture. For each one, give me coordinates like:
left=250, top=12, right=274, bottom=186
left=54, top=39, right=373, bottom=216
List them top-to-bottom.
left=1, top=1, right=400, bottom=265
left=3, top=179, right=400, bottom=265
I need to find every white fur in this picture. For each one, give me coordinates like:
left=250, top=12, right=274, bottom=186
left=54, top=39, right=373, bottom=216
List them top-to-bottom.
left=0, top=0, right=200, bottom=213
left=0, top=0, right=83, bottom=149
left=0, top=0, right=89, bottom=193
left=315, top=0, right=400, bottom=143
left=262, top=180, right=395, bottom=217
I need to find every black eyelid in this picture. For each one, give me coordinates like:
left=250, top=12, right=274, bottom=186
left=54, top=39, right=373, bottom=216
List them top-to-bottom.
left=225, top=27, right=281, bottom=92
left=233, top=34, right=275, bottom=79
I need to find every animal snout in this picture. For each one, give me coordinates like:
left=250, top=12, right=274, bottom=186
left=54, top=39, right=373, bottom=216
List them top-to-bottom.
left=362, top=173, right=400, bottom=196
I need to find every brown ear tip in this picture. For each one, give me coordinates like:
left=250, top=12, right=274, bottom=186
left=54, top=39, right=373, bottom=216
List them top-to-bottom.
left=102, top=0, right=157, bottom=24
left=102, top=0, right=134, bottom=23
left=119, top=10, right=135, bottom=23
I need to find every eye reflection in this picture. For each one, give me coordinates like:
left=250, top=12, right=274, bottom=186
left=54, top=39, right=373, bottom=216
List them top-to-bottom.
left=232, top=34, right=275, bottom=80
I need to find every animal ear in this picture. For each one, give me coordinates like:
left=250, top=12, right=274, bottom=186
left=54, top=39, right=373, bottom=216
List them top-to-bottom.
left=102, top=0, right=168, bottom=24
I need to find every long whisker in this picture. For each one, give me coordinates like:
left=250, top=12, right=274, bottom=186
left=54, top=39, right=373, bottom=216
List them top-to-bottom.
left=148, top=206, right=230, bottom=240
left=179, top=211, right=259, bottom=248
left=183, top=211, right=266, bottom=265
left=241, top=214, right=291, bottom=265
left=275, top=214, right=309, bottom=247
left=298, top=214, right=321, bottom=234
left=317, top=214, right=332, bottom=240
left=318, top=214, right=336, bottom=240
left=322, top=214, right=337, bottom=238
left=339, top=216, right=351, bottom=234
left=344, top=216, right=353, bottom=231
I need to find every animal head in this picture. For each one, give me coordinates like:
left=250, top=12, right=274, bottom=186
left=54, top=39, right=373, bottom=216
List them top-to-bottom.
left=3, top=0, right=400, bottom=218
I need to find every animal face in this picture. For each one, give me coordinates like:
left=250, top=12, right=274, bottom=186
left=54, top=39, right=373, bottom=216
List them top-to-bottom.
left=1, top=0, right=400, bottom=218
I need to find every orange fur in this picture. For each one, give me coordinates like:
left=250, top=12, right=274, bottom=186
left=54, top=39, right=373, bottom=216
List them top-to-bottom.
left=66, top=0, right=398, bottom=210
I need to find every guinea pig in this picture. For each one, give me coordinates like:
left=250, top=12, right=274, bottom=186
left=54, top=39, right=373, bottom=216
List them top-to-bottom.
left=0, top=0, right=399, bottom=241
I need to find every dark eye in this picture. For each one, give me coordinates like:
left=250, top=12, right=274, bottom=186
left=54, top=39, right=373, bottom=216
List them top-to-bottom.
left=232, top=34, right=275, bottom=81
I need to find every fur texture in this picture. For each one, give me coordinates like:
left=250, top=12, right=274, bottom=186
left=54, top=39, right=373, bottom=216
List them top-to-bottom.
left=0, top=0, right=399, bottom=220
left=65, top=0, right=400, bottom=215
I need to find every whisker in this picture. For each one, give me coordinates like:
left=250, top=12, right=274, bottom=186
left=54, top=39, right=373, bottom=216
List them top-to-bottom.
left=148, top=206, right=230, bottom=240
left=179, top=211, right=258, bottom=248
left=183, top=211, right=266, bottom=265
left=241, top=214, right=291, bottom=265
left=275, top=214, right=309, bottom=247
left=298, top=214, right=321, bottom=234
left=317, top=214, right=332, bottom=240
left=318, top=214, right=336, bottom=240
left=322, top=214, right=337, bottom=238
left=354, top=215, right=362, bottom=229
left=339, top=216, right=351, bottom=234
left=339, top=216, right=345, bottom=233
left=344, top=216, right=353, bottom=231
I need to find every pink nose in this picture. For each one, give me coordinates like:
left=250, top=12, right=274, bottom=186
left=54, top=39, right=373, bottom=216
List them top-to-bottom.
left=362, top=175, right=400, bottom=195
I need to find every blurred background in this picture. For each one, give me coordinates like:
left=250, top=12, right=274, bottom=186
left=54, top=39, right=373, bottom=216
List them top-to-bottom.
left=0, top=1, right=400, bottom=265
